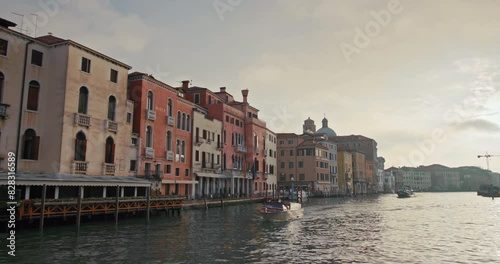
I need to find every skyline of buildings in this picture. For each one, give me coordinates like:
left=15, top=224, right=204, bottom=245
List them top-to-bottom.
left=0, top=16, right=498, bottom=200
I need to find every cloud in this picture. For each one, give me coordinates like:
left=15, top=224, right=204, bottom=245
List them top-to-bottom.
left=452, top=119, right=500, bottom=132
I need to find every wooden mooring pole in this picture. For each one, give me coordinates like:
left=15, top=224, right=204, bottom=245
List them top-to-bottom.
left=39, top=184, right=47, bottom=231
left=115, top=185, right=119, bottom=226
left=76, top=186, right=83, bottom=234
left=146, top=187, right=150, bottom=224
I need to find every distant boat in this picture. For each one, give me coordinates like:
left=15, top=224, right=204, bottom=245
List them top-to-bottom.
left=397, top=186, right=414, bottom=198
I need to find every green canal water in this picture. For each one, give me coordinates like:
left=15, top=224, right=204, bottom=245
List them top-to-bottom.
left=2, top=192, right=499, bottom=263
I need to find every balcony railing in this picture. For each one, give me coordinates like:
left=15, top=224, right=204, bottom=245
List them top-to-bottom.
left=0, top=103, right=10, bottom=119
left=146, top=109, right=156, bottom=121
left=74, top=113, right=91, bottom=127
left=167, top=116, right=175, bottom=126
left=105, top=119, right=118, bottom=133
left=195, top=137, right=204, bottom=146
left=206, top=138, right=212, bottom=145
left=216, top=142, right=223, bottom=150
left=236, top=145, right=247, bottom=153
left=145, top=147, right=155, bottom=158
left=166, top=150, right=174, bottom=161
left=72, top=161, right=88, bottom=174
left=103, top=163, right=116, bottom=175
left=138, top=171, right=162, bottom=181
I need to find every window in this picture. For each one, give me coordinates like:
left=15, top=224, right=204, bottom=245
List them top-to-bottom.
left=0, top=39, right=7, bottom=56
left=31, top=50, right=43, bottom=67
left=81, top=57, right=91, bottom=73
left=110, top=69, right=118, bottom=83
left=0, top=72, right=4, bottom=102
left=27, top=81, right=40, bottom=111
left=75, top=86, right=88, bottom=114
left=147, top=91, right=154, bottom=110
left=194, top=93, right=200, bottom=104
left=208, top=95, right=212, bottom=104
left=108, top=96, right=116, bottom=121
left=167, top=98, right=173, bottom=116
left=177, top=111, right=181, bottom=128
left=126, top=112, right=132, bottom=123
left=248, top=112, right=252, bottom=118
left=181, top=113, right=186, bottom=130
left=186, top=115, right=190, bottom=131
left=226, top=116, right=229, bottom=122
left=236, top=120, right=239, bottom=126
left=146, top=126, right=153, bottom=147
left=22, top=129, right=39, bottom=160
left=166, top=131, right=172, bottom=151
left=74, top=132, right=87, bottom=161
left=105, top=137, right=115, bottom=164
left=131, top=137, right=137, bottom=146
left=288, top=140, right=293, bottom=144
left=195, top=150, right=199, bottom=162
left=280, top=150, right=285, bottom=156
left=290, top=150, right=294, bottom=156
left=129, top=160, right=137, bottom=171
left=299, top=161, right=304, bottom=168
left=280, top=162, right=285, bottom=169
left=289, top=162, right=294, bottom=168
left=165, top=165, right=171, bottom=174
left=175, top=168, right=180, bottom=176
left=185, top=169, right=189, bottom=177
left=299, top=174, right=305, bottom=181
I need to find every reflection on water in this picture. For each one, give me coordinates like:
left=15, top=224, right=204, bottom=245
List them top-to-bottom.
left=3, top=193, right=500, bottom=263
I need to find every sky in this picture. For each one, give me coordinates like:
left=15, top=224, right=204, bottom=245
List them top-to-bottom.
left=1, top=0, right=499, bottom=172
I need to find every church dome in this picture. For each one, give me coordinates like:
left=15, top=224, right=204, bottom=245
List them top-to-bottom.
left=316, top=117, right=337, bottom=137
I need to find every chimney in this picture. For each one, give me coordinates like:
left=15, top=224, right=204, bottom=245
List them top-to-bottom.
left=182, top=80, right=190, bottom=89
left=220, top=87, right=226, bottom=93
left=241, top=89, right=249, bottom=103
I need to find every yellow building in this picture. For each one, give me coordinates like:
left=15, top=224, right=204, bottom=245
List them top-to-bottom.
left=337, top=151, right=353, bottom=195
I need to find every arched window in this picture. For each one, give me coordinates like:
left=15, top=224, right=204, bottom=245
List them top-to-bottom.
left=0, top=72, right=4, bottom=103
left=27, top=81, right=40, bottom=111
left=78, top=86, right=89, bottom=114
left=147, top=91, right=154, bottom=110
left=108, top=96, right=116, bottom=121
left=167, top=98, right=173, bottom=116
left=177, top=111, right=181, bottom=128
left=181, top=113, right=186, bottom=130
left=186, top=115, right=190, bottom=131
left=146, top=126, right=153, bottom=147
left=22, top=129, right=39, bottom=160
left=166, top=131, right=172, bottom=151
left=75, top=132, right=87, bottom=161
left=253, top=132, right=258, bottom=148
left=105, top=137, right=115, bottom=164
left=181, top=141, right=186, bottom=162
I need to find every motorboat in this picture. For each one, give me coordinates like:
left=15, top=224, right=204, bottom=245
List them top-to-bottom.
left=397, top=186, right=414, bottom=198
left=260, top=200, right=303, bottom=221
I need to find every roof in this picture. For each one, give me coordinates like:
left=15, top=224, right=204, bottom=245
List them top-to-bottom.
left=0, top=17, right=16, bottom=28
left=35, top=35, right=66, bottom=44
left=316, top=126, right=337, bottom=137
left=332, top=135, right=375, bottom=142
left=297, top=140, right=327, bottom=149
left=0, top=173, right=152, bottom=187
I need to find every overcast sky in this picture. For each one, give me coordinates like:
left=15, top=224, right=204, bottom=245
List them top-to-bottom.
left=2, top=0, right=499, bottom=172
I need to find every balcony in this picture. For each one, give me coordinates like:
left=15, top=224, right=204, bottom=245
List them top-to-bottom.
left=0, top=103, right=10, bottom=119
left=146, top=109, right=156, bottom=121
left=74, top=113, right=91, bottom=127
left=167, top=116, right=175, bottom=126
left=105, top=119, right=118, bottom=133
left=194, top=137, right=204, bottom=146
left=206, top=138, right=212, bottom=145
left=216, top=142, right=223, bottom=150
left=236, top=145, right=247, bottom=153
left=145, top=147, right=155, bottom=158
left=255, top=147, right=260, bottom=155
left=263, top=148, right=268, bottom=157
left=166, top=150, right=174, bottom=161
left=72, top=161, right=88, bottom=174
left=103, top=163, right=116, bottom=175
left=138, top=170, right=162, bottom=181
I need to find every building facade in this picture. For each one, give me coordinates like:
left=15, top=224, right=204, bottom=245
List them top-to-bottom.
left=0, top=20, right=134, bottom=178
left=128, top=73, right=195, bottom=196
left=265, top=129, right=277, bottom=197
left=337, top=151, right=353, bottom=195
left=351, top=151, right=367, bottom=194
left=401, top=168, right=432, bottom=191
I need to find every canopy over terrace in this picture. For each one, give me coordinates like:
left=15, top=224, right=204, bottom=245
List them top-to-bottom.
left=0, top=174, right=152, bottom=200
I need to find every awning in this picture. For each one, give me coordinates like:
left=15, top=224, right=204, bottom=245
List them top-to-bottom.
left=194, top=172, right=228, bottom=179
left=0, top=173, right=152, bottom=187
left=161, top=180, right=198, bottom=184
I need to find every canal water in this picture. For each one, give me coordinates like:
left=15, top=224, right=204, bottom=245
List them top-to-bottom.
left=3, top=192, right=499, bottom=263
